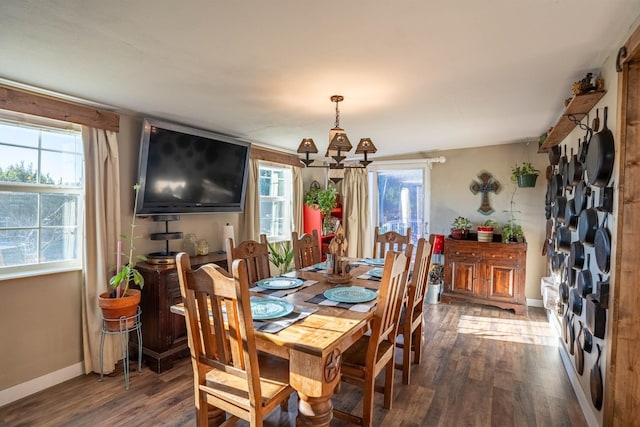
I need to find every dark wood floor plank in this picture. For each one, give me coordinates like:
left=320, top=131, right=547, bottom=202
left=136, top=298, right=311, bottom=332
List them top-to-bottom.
left=0, top=303, right=587, bottom=427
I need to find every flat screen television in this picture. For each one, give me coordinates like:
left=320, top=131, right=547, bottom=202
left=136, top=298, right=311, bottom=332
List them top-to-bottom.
left=136, top=118, right=251, bottom=215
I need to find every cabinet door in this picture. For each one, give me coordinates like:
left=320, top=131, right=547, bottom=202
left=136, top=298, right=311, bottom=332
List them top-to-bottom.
left=447, top=257, right=478, bottom=295
left=485, top=261, right=519, bottom=302
left=165, top=271, right=188, bottom=348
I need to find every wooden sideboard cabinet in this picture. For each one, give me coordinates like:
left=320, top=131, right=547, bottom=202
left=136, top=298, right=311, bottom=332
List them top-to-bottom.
left=442, top=236, right=527, bottom=315
left=133, top=252, right=228, bottom=373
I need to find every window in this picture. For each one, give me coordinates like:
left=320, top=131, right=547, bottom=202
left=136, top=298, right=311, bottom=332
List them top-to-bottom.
left=0, top=117, right=84, bottom=277
left=369, top=160, right=431, bottom=248
left=258, top=163, right=293, bottom=242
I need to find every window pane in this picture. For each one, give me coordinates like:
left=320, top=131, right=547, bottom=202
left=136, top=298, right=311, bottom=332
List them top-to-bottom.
left=0, top=123, right=39, bottom=147
left=40, top=130, right=81, bottom=152
left=0, top=148, right=39, bottom=183
left=41, top=150, right=83, bottom=186
left=376, top=169, right=424, bottom=246
left=0, top=192, right=38, bottom=227
left=41, top=193, right=80, bottom=226
left=41, top=227, right=79, bottom=262
left=0, top=229, right=36, bottom=266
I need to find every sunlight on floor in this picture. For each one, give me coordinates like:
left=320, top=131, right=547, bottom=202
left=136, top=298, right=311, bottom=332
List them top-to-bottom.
left=456, top=314, right=558, bottom=347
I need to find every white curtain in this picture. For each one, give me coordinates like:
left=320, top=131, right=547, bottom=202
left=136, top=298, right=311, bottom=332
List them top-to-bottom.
left=81, top=127, right=122, bottom=374
left=240, top=158, right=261, bottom=241
left=342, top=168, right=371, bottom=257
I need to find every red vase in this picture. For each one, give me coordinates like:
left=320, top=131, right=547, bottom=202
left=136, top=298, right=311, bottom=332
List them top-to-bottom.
left=450, top=229, right=468, bottom=240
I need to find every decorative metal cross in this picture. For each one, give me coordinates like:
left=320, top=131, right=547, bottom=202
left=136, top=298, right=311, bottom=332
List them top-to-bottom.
left=470, top=172, right=501, bottom=215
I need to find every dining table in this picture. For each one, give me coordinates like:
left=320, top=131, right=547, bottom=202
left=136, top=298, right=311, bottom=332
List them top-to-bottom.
left=170, top=259, right=386, bottom=427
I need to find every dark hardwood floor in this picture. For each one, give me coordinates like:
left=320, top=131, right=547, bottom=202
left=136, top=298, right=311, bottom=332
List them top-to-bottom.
left=0, top=303, right=586, bottom=427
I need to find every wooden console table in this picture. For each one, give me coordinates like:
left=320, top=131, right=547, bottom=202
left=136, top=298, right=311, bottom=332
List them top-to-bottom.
left=442, top=236, right=527, bottom=315
left=133, top=252, right=228, bottom=372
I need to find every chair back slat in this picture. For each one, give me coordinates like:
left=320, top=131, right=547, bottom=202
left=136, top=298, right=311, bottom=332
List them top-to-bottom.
left=373, top=227, right=412, bottom=259
left=292, top=230, right=321, bottom=269
left=226, top=235, right=272, bottom=283
left=408, top=238, right=433, bottom=311
left=367, top=250, right=409, bottom=366
left=176, top=253, right=262, bottom=404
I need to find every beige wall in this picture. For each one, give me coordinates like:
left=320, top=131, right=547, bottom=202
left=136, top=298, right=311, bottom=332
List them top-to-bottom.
left=380, top=141, right=548, bottom=300
left=0, top=270, right=83, bottom=389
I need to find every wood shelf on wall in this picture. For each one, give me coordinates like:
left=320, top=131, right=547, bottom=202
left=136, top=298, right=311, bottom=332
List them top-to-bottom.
left=539, top=91, right=606, bottom=152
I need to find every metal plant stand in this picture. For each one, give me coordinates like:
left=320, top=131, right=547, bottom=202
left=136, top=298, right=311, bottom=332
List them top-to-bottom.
left=99, top=307, right=142, bottom=390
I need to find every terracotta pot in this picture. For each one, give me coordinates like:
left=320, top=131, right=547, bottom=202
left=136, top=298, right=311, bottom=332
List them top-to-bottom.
left=98, top=289, right=141, bottom=331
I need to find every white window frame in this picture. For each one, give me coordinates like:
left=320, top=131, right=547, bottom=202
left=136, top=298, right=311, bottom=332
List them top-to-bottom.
left=0, top=114, right=84, bottom=279
left=258, top=161, right=294, bottom=243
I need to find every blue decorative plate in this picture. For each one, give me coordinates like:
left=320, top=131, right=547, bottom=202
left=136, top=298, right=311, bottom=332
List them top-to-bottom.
left=363, top=258, right=385, bottom=266
left=369, top=267, right=384, bottom=278
left=256, top=277, right=304, bottom=290
left=323, top=286, right=378, bottom=303
left=250, top=297, right=295, bottom=320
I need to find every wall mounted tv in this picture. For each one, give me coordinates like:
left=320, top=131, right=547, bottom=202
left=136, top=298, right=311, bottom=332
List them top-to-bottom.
left=136, top=118, right=251, bottom=215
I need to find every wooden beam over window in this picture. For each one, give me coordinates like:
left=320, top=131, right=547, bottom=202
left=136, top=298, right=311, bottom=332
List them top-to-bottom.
left=0, top=85, right=120, bottom=132
left=250, top=145, right=302, bottom=168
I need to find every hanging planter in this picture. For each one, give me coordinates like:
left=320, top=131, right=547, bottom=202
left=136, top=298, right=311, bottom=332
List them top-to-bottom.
left=511, top=162, right=539, bottom=188
left=517, top=173, right=538, bottom=188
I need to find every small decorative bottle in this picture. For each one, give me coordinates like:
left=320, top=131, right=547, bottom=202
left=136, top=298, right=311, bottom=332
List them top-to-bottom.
left=182, top=234, right=197, bottom=257
left=196, top=239, right=209, bottom=256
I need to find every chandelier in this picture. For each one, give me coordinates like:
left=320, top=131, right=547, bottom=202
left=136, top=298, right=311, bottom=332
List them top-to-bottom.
left=297, top=95, right=377, bottom=183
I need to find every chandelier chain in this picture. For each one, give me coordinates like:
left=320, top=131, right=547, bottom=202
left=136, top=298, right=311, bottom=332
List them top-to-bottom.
left=334, top=98, right=340, bottom=128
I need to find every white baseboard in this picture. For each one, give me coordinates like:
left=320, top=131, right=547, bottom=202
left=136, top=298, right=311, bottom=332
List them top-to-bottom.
left=527, top=298, right=543, bottom=308
left=558, top=343, right=599, bottom=427
left=0, top=362, right=84, bottom=407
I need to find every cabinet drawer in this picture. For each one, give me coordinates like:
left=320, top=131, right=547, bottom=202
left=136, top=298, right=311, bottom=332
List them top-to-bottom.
left=485, top=251, right=522, bottom=263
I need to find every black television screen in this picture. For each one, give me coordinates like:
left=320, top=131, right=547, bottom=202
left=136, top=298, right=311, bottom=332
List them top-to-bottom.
left=136, top=118, right=251, bottom=214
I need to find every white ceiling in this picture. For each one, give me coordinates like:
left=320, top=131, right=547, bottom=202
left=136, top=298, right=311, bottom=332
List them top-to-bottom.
left=2, top=1, right=640, bottom=158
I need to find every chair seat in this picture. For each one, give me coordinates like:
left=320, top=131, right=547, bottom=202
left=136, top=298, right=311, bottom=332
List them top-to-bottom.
left=341, top=335, right=394, bottom=378
left=203, top=353, right=292, bottom=411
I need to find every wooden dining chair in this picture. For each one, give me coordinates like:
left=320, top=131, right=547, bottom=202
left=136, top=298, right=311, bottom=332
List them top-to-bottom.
left=373, top=226, right=412, bottom=260
left=291, top=230, right=321, bottom=270
left=225, top=234, right=272, bottom=283
left=395, top=236, right=433, bottom=385
left=333, top=249, right=411, bottom=427
left=176, top=253, right=294, bottom=427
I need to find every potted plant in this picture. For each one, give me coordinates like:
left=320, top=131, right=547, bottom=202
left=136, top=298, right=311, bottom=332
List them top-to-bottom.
left=511, top=162, right=540, bottom=188
left=98, top=184, right=147, bottom=331
left=305, top=184, right=338, bottom=234
left=450, top=216, right=472, bottom=240
left=477, top=219, right=497, bottom=242
left=502, top=220, right=524, bottom=243
left=267, top=240, right=294, bottom=275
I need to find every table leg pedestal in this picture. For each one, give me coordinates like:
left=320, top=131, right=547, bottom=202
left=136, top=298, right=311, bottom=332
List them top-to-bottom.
left=291, top=348, right=342, bottom=427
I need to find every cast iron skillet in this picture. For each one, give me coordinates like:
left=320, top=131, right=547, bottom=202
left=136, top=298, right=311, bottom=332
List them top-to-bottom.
left=586, top=106, right=615, bottom=187
left=548, top=144, right=561, bottom=165
left=567, top=145, right=583, bottom=186
left=573, top=179, right=591, bottom=217
left=553, top=195, right=568, bottom=224
left=565, top=198, right=579, bottom=231
left=578, top=198, right=599, bottom=246
left=594, top=215, right=611, bottom=274
left=555, top=225, right=572, bottom=253
left=568, top=241, right=585, bottom=270
left=577, top=254, right=593, bottom=297
left=570, top=288, right=583, bottom=316
left=575, top=321, right=585, bottom=375
left=582, top=326, right=593, bottom=353
left=591, top=344, right=603, bottom=410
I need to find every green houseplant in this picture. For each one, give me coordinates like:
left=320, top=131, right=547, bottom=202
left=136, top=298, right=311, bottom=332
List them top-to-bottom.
left=511, top=162, right=540, bottom=188
left=98, top=184, right=147, bottom=330
left=305, top=184, right=338, bottom=234
left=450, top=216, right=472, bottom=240
left=267, top=240, right=295, bottom=275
